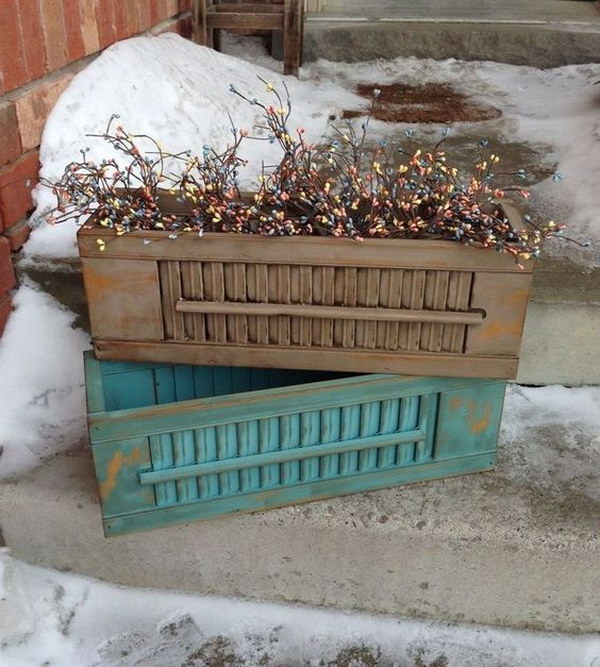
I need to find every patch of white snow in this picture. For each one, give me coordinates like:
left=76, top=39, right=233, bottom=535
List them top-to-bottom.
left=0, top=283, right=89, bottom=479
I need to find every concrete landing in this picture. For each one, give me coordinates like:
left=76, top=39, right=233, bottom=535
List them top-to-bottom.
left=309, top=0, right=600, bottom=23
left=304, top=1, right=600, bottom=67
left=518, top=259, right=600, bottom=385
left=1, top=404, right=598, bottom=634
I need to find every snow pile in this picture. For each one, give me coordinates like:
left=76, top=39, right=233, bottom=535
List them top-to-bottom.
left=26, top=33, right=358, bottom=260
left=0, top=284, right=89, bottom=479
left=504, top=383, right=600, bottom=435
left=0, top=551, right=598, bottom=667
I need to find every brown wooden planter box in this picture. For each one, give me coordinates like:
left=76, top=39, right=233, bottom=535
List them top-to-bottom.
left=78, top=201, right=532, bottom=379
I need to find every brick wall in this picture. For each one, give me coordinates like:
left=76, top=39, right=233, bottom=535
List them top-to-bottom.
left=0, top=0, right=193, bottom=335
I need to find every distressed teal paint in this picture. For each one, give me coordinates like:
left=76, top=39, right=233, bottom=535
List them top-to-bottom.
left=84, top=352, right=506, bottom=537
left=434, top=383, right=507, bottom=459
left=138, top=429, right=426, bottom=485
left=91, top=436, right=154, bottom=517
left=103, top=454, right=497, bottom=537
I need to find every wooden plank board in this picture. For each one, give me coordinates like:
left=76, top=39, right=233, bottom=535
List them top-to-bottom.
left=192, top=0, right=208, bottom=44
left=284, top=0, right=303, bottom=76
left=214, top=3, right=284, bottom=13
left=206, top=12, right=282, bottom=29
left=78, top=201, right=532, bottom=376
left=78, top=227, right=532, bottom=273
left=81, top=257, right=164, bottom=341
left=158, top=261, right=185, bottom=341
left=180, top=261, right=207, bottom=342
left=443, top=271, right=472, bottom=352
left=466, top=271, right=533, bottom=356
left=175, top=299, right=484, bottom=325
left=92, top=338, right=519, bottom=381
left=87, top=350, right=505, bottom=536
left=83, top=353, right=107, bottom=413
left=88, top=365, right=503, bottom=443
left=434, top=383, right=507, bottom=460
left=139, top=428, right=426, bottom=484
left=92, top=436, right=155, bottom=517
left=102, top=454, right=496, bottom=536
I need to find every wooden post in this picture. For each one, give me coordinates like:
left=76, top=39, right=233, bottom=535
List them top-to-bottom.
left=191, top=0, right=304, bottom=78
left=192, top=0, right=208, bottom=45
left=283, top=0, right=303, bottom=77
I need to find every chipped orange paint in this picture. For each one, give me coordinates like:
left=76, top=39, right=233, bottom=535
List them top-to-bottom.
left=85, top=268, right=119, bottom=293
left=476, top=288, right=528, bottom=341
left=505, top=288, right=529, bottom=305
left=478, top=319, right=523, bottom=341
left=450, top=397, right=462, bottom=410
left=466, top=401, right=492, bottom=434
left=99, top=447, right=143, bottom=500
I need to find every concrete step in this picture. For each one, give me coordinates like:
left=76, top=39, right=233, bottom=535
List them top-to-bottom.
left=308, top=0, right=600, bottom=23
left=303, top=1, right=600, bottom=68
left=518, top=259, right=600, bottom=384
left=1, top=400, right=598, bottom=634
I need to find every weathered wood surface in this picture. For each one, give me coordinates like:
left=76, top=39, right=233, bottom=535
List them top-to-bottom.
left=192, top=0, right=304, bottom=76
left=192, top=0, right=208, bottom=45
left=283, top=0, right=303, bottom=75
left=214, top=3, right=284, bottom=12
left=206, top=12, right=282, bottom=29
left=77, top=194, right=533, bottom=380
left=78, top=228, right=532, bottom=272
left=81, top=257, right=164, bottom=341
left=467, top=271, right=532, bottom=356
left=175, top=299, right=484, bottom=325
left=92, top=339, right=520, bottom=378
left=85, top=352, right=505, bottom=535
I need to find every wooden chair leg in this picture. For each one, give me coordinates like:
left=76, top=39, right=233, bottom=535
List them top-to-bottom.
left=192, top=0, right=208, bottom=45
left=283, top=0, right=303, bottom=77
left=299, top=0, right=305, bottom=65
left=212, top=27, right=222, bottom=51
left=265, top=31, right=274, bottom=57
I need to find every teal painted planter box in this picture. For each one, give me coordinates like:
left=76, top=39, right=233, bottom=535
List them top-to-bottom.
left=84, top=352, right=506, bottom=536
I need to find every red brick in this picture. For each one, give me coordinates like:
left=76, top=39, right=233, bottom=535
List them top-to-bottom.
left=0, top=0, right=28, bottom=93
left=17, top=0, right=46, bottom=82
left=40, top=0, right=69, bottom=72
left=63, top=0, right=86, bottom=61
left=79, top=0, right=100, bottom=55
left=96, top=0, right=116, bottom=49
left=114, top=0, right=129, bottom=41
left=137, top=0, right=152, bottom=32
left=150, top=0, right=160, bottom=25
left=152, top=0, right=170, bottom=22
left=164, top=0, right=179, bottom=16
left=124, top=2, right=140, bottom=36
left=12, top=73, right=75, bottom=151
left=0, top=102, right=22, bottom=168
left=0, top=151, right=40, bottom=229
left=3, top=218, right=31, bottom=250
left=0, top=238, right=16, bottom=292
left=0, top=294, right=13, bottom=336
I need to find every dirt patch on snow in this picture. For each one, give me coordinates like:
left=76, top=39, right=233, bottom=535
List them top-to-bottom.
left=344, top=83, right=501, bottom=123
